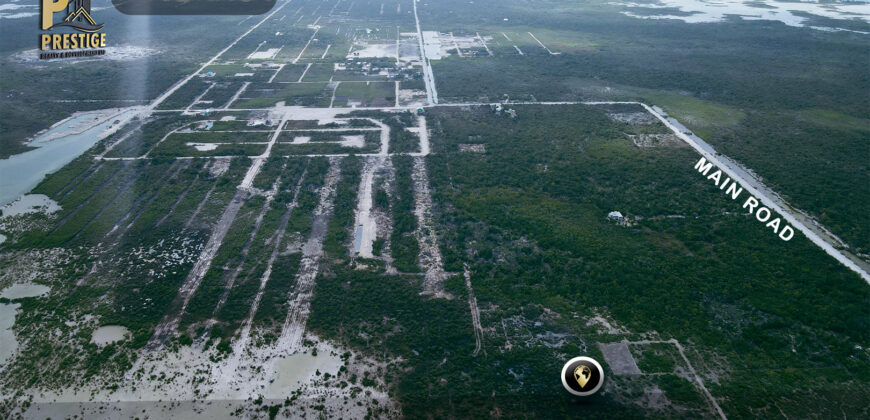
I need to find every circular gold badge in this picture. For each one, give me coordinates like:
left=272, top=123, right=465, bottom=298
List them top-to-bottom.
left=561, top=356, right=604, bottom=396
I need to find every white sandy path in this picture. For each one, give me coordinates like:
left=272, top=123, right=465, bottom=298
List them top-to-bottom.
left=149, top=0, right=294, bottom=110
left=413, top=0, right=438, bottom=104
left=293, top=26, right=321, bottom=64
left=450, top=32, right=464, bottom=57
left=476, top=32, right=493, bottom=56
left=527, top=32, right=557, bottom=55
left=267, top=63, right=285, bottom=83
left=298, top=63, right=312, bottom=82
left=224, top=81, right=250, bottom=109
left=329, top=81, right=340, bottom=108
left=184, top=82, right=214, bottom=113
left=239, top=107, right=293, bottom=190
left=145, top=108, right=288, bottom=348
left=405, top=115, right=428, bottom=156
left=352, top=156, right=384, bottom=258
left=276, top=157, right=342, bottom=351
left=412, top=157, right=450, bottom=298
left=216, top=165, right=309, bottom=389
left=202, top=171, right=284, bottom=338
left=145, top=189, right=248, bottom=350
left=464, top=264, right=485, bottom=357
left=630, top=339, right=727, bottom=420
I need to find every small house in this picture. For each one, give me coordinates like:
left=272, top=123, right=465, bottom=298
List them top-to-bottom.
left=607, top=211, right=624, bottom=223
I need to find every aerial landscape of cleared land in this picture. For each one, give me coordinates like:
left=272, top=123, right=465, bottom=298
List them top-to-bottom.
left=0, top=0, right=868, bottom=418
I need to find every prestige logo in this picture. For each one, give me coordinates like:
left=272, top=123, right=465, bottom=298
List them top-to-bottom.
left=39, top=0, right=107, bottom=59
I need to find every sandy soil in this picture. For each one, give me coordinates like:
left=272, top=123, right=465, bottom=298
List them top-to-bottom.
left=348, top=42, right=397, bottom=59
left=339, top=135, right=366, bottom=148
left=187, top=142, right=220, bottom=151
left=276, top=157, right=342, bottom=351
left=352, top=157, right=383, bottom=258
left=411, top=157, right=450, bottom=298
left=146, top=188, right=249, bottom=349
left=598, top=341, right=642, bottom=375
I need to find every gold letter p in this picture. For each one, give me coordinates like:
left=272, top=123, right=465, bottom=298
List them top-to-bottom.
left=42, top=0, right=68, bottom=30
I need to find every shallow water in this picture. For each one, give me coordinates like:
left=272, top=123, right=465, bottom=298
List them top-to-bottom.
left=613, top=0, right=870, bottom=32
left=0, top=110, right=137, bottom=206
left=27, top=114, right=94, bottom=146
left=1, top=194, right=61, bottom=218
left=353, top=225, right=364, bottom=252
left=0, top=283, right=51, bottom=299
left=0, top=283, right=50, bottom=364
left=0, top=302, right=20, bottom=365
left=91, top=325, right=130, bottom=346
left=269, top=351, right=342, bottom=394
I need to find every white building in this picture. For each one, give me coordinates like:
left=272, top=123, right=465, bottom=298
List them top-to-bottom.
left=607, top=211, right=624, bottom=223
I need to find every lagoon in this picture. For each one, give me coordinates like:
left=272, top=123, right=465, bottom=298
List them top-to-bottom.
left=0, top=109, right=138, bottom=206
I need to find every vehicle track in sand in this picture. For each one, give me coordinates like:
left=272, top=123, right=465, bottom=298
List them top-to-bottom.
left=411, top=156, right=450, bottom=298
left=276, top=157, right=342, bottom=352
left=216, top=164, right=309, bottom=390
left=145, top=188, right=250, bottom=350
left=464, top=264, right=485, bottom=357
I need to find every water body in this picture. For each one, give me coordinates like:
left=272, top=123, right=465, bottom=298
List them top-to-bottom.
left=613, top=0, right=870, bottom=33
left=0, top=110, right=137, bottom=206
left=28, top=114, right=94, bottom=145
left=1, top=194, right=61, bottom=218
left=353, top=225, right=364, bottom=252
left=0, top=282, right=50, bottom=366
left=0, top=283, right=51, bottom=300
left=0, top=303, right=20, bottom=366
left=91, top=325, right=130, bottom=346
left=268, top=351, right=342, bottom=394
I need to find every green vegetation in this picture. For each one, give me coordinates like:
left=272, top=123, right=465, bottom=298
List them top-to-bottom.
left=1, top=0, right=867, bottom=417
left=424, top=0, right=869, bottom=255
left=271, top=64, right=310, bottom=83
left=157, top=78, right=210, bottom=110
left=233, top=82, right=331, bottom=108
left=333, top=82, right=395, bottom=107
left=422, top=104, right=869, bottom=417
left=385, top=112, right=420, bottom=154
left=713, top=112, right=870, bottom=253
left=103, top=114, right=196, bottom=158
left=274, top=131, right=381, bottom=155
left=389, top=156, right=419, bottom=272
left=254, top=157, right=328, bottom=333
left=323, top=157, right=362, bottom=259
left=182, top=195, right=267, bottom=329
